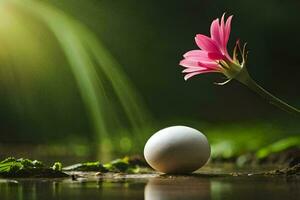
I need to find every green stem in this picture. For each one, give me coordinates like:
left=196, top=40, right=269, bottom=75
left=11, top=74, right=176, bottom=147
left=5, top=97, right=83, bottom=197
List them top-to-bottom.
left=235, top=68, right=300, bottom=115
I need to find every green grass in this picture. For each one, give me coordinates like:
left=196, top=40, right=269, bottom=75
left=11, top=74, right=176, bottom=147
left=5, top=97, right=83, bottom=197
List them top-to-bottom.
left=3, top=0, right=152, bottom=154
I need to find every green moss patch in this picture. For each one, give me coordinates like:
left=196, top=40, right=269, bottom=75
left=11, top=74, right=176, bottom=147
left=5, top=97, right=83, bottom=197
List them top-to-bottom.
left=0, top=157, right=68, bottom=178
left=63, top=157, right=140, bottom=173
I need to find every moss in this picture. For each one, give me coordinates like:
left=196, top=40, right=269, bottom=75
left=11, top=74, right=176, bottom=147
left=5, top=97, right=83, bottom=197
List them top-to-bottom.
left=0, top=157, right=68, bottom=178
left=63, top=157, right=140, bottom=173
left=103, top=157, right=130, bottom=172
left=104, top=157, right=144, bottom=173
left=63, top=161, right=108, bottom=172
left=52, top=162, right=63, bottom=171
left=264, top=163, right=300, bottom=176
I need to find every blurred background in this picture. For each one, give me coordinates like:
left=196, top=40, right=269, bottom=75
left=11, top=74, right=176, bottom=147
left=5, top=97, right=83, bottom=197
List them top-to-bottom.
left=0, top=0, right=299, bottom=164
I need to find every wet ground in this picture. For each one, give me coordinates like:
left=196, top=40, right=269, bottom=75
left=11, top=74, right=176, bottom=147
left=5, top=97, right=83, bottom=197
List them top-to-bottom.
left=0, top=165, right=299, bottom=200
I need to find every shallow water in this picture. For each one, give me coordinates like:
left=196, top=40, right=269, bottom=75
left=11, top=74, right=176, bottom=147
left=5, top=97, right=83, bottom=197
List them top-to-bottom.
left=0, top=169, right=299, bottom=200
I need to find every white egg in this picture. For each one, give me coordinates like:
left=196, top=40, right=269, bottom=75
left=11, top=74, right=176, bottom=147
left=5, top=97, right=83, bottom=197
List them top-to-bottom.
left=144, top=126, right=210, bottom=173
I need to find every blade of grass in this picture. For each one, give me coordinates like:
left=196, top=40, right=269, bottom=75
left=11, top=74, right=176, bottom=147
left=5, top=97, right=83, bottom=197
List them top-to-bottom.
left=9, top=0, right=151, bottom=155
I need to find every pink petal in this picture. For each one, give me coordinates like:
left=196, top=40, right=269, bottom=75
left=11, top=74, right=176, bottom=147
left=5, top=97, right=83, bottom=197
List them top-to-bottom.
left=220, top=13, right=226, bottom=50
left=224, top=15, right=233, bottom=47
left=210, top=18, right=222, bottom=47
left=195, top=34, right=220, bottom=53
left=183, top=50, right=213, bottom=62
left=184, top=50, right=209, bottom=58
left=208, top=52, right=225, bottom=60
left=184, top=56, right=213, bottom=63
left=179, top=59, right=201, bottom=68
left=180, top=59, right=219, bottom=70
left=198, top=61, right=218, bottom=68
left=182, top=67, right=208, bottom=73
left=184, top=70, right=220, bottom=81
left=184, top=72, right=203, bottom=80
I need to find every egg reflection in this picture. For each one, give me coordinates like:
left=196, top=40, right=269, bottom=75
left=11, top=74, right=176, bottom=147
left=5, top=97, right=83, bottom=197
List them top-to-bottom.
left=144, top=176, right=211, bottom=200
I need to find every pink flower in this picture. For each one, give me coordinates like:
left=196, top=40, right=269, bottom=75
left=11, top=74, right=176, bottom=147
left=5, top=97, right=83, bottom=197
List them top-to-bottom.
left=178, top=14, right=300, bottom=115
left=179, top=14, right=244, bottom=82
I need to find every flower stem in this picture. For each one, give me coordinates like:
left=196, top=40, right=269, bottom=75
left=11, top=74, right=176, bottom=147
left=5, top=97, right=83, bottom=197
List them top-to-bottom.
left=235, top=68, right=300, bottom=115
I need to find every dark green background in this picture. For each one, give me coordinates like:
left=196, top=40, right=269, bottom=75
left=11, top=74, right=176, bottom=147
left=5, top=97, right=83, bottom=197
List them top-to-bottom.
left=51, top=0, right=300, bottom=119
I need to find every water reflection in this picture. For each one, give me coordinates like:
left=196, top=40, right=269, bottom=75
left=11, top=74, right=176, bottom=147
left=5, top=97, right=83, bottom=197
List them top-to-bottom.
left=0, top=174, right=299, bottom=200
left=145, top=177, right=211, bottom=200
left=0, top=178, right=146, bottom=200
